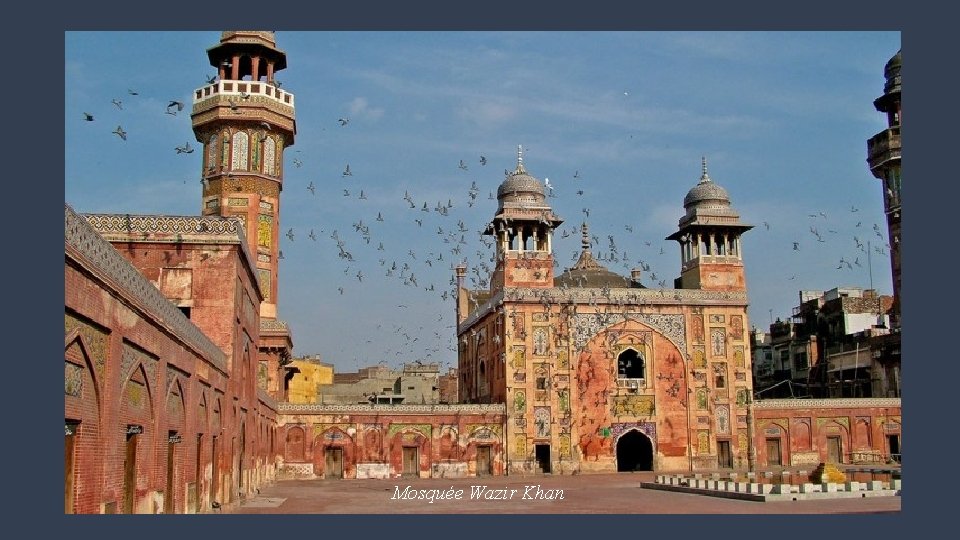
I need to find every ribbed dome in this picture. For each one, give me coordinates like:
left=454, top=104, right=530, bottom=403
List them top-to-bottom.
left=497, top=146, right=547, bottom=206
left=683, top=159, right=731, bottom=209
left=497, top=171, right=546, bottom=200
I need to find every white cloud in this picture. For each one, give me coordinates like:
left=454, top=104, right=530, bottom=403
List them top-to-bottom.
left=348, top=96, right=385, bottom=120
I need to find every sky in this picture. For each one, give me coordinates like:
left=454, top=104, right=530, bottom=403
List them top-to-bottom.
left=65, top=31, right=900, bottom=373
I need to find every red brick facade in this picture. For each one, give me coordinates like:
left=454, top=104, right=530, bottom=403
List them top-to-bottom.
left=65, top=206, right=279, bottom=513
left=276, top=404, right=506, bottom=479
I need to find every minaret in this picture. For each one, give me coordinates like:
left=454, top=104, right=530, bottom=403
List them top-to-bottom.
left=191, top=31, right=295, bottom=397
left=867, top=49, right=901, bottom=328
left=483, top=145, right=563, bottom=291
left=667, top=157, right=752, bottom=291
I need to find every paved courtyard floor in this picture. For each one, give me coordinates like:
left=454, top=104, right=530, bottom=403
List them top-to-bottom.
left=228, top=472, right=900, bottom=514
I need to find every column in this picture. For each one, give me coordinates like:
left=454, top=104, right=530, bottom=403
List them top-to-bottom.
left=231, top=55, right=240, bottom=80
left=251, top=56, right=261, bottom=81
left=267, top=61, right=275, bottom=83
left=532, top=228, right=539, bottom=252
left=546, top=230, right=552, bottom=254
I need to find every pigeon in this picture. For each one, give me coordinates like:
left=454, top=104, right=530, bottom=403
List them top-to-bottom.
left=111, top=99, right=123, bottom=110
left=166, top=100, right=184, bottom=114
left=83, top=112, right=94, bottom=122
left=338, top=117, right=349, bottom=126
left=113, top=125, right=127, bottom=140
left=175, top=142, right=194, bottom=154
left=480, top=155, right=487, bottom=166
left=342, top=164, right=352, bottom=177
left=307, top=181, right=315, bottom=195
left=286, top=228, right=294, bottom=241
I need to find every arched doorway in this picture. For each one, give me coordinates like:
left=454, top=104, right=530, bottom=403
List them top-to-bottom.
left=616, top=430, right=653, bottom=472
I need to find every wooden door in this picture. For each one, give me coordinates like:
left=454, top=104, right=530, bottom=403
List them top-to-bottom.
left=65, top=426, right=76, bottom=514
left=123, top=434, right=138, bottom=514
left=827, top=436, right=842, bottom=463
left=765, top=438, right=782, bottom=466
left=717, top=440, right=732, bottom=468
left=476, top=446, right=491, bottom=476
left=325, top=447, right=343, bottom=479
left=402, top=447, right=418, bottom=477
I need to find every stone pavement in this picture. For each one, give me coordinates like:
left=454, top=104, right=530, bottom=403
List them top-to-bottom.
left=226, top=472, right=901, bottom=514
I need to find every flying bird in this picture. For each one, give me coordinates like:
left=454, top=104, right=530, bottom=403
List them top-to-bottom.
left=205, top=74, right=218, bottom=84
left=127, top=89, right=139, bottom=96
left=111, top=99, right=123, bottom=110
left=166, top=100, right=184, bottom=114
left=83, top=112, right=94, bottom=121
left=338, top=117, right=349, bottom=126
left=113, top=125, right=127, bottom=140
left=175, top=142, right=194, bottom=154
left=480, top=155, right=487, bottom=166
left=293, top=158, right=303, bottom=168
left=458, top=160, right=468, bottom=171
left=342, top=164, right=352, bottom=176
left=307, top=181, right=315, bottom=195
left=286, top=228, right=295, bottom=241
left=308, top=229, right=317, bottom=241
left=792, top=242, right=800, bottom=251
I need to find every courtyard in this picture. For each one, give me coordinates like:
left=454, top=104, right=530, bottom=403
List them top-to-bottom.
left=226, top=472, right=900, bottom=514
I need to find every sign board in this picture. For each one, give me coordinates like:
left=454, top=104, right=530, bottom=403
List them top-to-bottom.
left=126, top=424, right=144, bottom=435
left=168, top=434, right=182, bottom=444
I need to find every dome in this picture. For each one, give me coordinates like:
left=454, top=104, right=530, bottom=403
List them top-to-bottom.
left=884, top=49, right=901, bottom=94
left=496, top=145, right=547, bottom=205
left=683, top=158, right=730, bottom=209
left=497, top=171, right=546, bottom=200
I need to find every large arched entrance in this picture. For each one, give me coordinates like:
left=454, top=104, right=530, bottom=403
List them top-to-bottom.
left=616, top=430, right=653, bottom=472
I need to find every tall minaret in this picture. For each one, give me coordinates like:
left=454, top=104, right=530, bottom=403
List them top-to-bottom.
left=191, top=31, right=295, bottom=397
left=867, top=49, right=901, bottom=329
left=483, top=145, right=563, bottom=291
left=667, top=157, right=752, bottom=291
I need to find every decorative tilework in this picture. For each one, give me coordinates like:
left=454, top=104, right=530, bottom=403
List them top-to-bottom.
left=231, top=131, right=249, bottom=170
left=264, top=137, right=276, bottom=176
left=203, top=177, right=280, bottom=199
left=228, top=197, right=248, bottom=206
left=259, top=201, right=273, bottom=211
left=257, top=214, right=272, bottom=249
left=257, top=253, right=270, bottom=263
left=257, top=269, right=271, bottom=300
left=64, top=312, right=107, bottom=378
left=532, top=313, right=548, bottom=322
left=572, top=313, right=686, bottom=355
left=691, top=314, right=704, bottom=343
left=709, top=314, right=725, bottom=324
left=730, top=315, right=744, bottom=341
left=533, top=327, right=548, bottom=356
left=710, top=328, right=726, bottom=357
left=693, top=345, right=706, bottom=368
left=734, top=345, right=745, bottom=368
left=512, top=346, right=525, bottom=370
left=557, top=349, right=569, bottom=370
left=65, top=363, right=83, bottom=397
left=693, top=371, right=707, bottom=383
left=735, top=371, right=746, bottom=382
left=736, top=388, right=749, bottom=405
left=558, top=389, right=570, bottom=413
left=696, top=389, right=708, bottom=409
left=514, top=390, right=525, bottom=412
left=612, top=396, right=655, bottom=416
left=716, top=405, right=730, bottom=435
left=533, top=407, right=550, bottom=438
left=697, top=416, right=710, bottom=425
left=816, top=417, right=850, bottom=430
left=611, top=421, right=655, bottom=441
left=387, top=423, right=431, bottom=439
left=314, top=424, right=353, bottom=438
left=466, top=424, right=502, bottom=438
left=697, top=431, right=710, bottom=454
left=738, top=432, right=748, bottom=453
left=558, top=435, right=571, bottom=457
left=515, top=437, right=526, bottom=457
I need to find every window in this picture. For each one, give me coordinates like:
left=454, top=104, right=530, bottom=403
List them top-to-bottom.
left=617, top=349, right=645, bottom=379
left=793, top=352, right=808, bottom=371
left=536, top=377, right=548, bottom=390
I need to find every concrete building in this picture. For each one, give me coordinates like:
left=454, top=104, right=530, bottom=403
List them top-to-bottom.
left=286, top=355, right=334, bottom=404
left=318, top=363, right=441, bottom=405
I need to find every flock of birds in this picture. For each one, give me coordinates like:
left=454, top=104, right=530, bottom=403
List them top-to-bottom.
left=77, top=73, right=894, bottom=373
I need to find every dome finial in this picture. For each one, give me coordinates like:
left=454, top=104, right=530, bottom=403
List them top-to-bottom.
left=515, top=144, right=526, bottom=174
left=700, top=156, right=711, bottom=184
left=581, top=221, right=591, bottom=252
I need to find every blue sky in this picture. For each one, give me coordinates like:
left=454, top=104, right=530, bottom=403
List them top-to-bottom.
left=65, top=31, right=900, bottom=372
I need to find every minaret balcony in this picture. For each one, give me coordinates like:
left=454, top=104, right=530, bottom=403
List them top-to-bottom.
left=193, top=80, right=295, bottom=109
left=867, top=126, right=901, bottom=171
